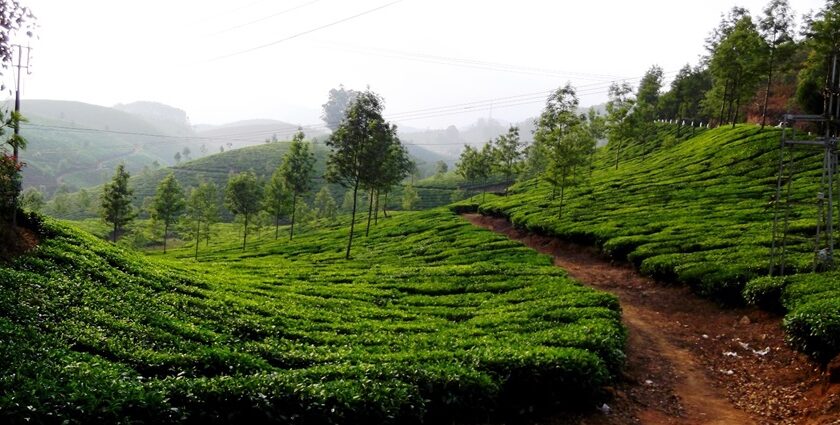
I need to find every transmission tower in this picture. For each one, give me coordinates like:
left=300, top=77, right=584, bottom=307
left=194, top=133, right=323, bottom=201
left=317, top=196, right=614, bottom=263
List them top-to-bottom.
left=769, top=55, right=840, bottom=275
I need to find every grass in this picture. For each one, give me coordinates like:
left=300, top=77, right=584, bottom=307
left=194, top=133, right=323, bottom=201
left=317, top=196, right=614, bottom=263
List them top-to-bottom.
left=465, top=122, right=840, bottom=362
left=1, top=208, right=624, bottom=423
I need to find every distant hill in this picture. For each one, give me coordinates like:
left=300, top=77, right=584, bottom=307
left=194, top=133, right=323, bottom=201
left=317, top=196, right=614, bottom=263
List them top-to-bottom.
left=16, top=100, right=204, bottom=196
left=113, top=101, right=193, bottom=136
left=194, top=119, right=328, bottom=150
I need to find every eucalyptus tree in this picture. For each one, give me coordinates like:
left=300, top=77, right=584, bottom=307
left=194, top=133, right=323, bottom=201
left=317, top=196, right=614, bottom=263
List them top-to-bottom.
left=759, top=0, right=795, bottom=128
left=706, top=15, right=767, bottom=126
left=605, top=82, right=635, bottom=169
left=326, top=90, right=391, bottom=259
left=491, top=125, right=523, bottom=180
left=280, top=130, right=315, bottom=240
left=456, top=144, right=493, bottom=203
left=101, top=164, right=135, bottom=242
left=264, top=168, right=292, bottom=240
left=224, top=172, right=263, bottom=250
left=150, top=173, right=185, bottom=253
left=185, top=180, right=219, bottom=259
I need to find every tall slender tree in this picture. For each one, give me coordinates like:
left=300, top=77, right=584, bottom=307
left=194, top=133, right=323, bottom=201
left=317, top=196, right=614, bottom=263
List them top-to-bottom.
left=759, top=0, right=795, bottom=128
left=605, top=82, right=636, bottom=169
left=326, top=90, right=390, bottom=259
left=280, top=130, right=315, bottom=240
left=101, top=164, right=135, bottom=242
left=263, top=168, right=291, bottom=240
left=224, top=172, right=263, bottom=250
left=150, top=173, right=185, bottom=253
left=185, top=180, right=219, bottom=259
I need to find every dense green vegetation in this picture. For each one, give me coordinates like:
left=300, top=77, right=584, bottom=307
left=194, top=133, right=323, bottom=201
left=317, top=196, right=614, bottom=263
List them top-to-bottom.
left=464, top=123, right=840, bottom=362
left=1, top=208, right=624, bottom=423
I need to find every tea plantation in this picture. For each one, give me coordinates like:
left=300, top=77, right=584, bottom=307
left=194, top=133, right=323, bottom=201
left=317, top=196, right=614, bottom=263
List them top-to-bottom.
left=469, top=124, right=840, bottom=362
left=0, top=209, right=624, bottom=423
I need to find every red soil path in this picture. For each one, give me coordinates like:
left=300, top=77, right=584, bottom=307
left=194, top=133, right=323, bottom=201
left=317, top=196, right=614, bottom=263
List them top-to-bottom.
left=463, top=213, right=840, bottom=425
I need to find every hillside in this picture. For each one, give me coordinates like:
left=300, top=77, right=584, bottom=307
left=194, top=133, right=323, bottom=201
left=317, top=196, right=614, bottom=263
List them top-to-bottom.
left=17, top=100, right=203, bottom=195
left=466, top=124, right=840, bottom=362
left=51, top=136, right=463, bottom=220
left=0, top=209, right=623, bottom=423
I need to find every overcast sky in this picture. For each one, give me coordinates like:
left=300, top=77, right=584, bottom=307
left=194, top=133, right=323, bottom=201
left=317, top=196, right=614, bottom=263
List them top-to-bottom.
left=12, top=0, right=828, bottom=130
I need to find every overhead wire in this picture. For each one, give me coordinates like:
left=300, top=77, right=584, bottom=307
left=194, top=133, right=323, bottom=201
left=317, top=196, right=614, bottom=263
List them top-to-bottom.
left=208, top=0, right=407, bottom=62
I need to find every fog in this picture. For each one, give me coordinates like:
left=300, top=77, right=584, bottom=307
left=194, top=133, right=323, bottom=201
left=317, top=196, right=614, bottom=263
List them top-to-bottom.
left=14, top=0, right=826, bottom=130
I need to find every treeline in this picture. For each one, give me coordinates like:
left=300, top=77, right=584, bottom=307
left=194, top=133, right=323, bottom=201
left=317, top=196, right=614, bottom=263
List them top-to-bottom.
left=453, top=0, right=840, bottom=209
left=89, top=89, right=417, bottom=259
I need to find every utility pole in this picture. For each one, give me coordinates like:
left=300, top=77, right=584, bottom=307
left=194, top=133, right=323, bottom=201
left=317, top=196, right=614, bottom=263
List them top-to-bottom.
left=10, top=44, right=31, bottom=227
left=12, top=44, right=31, bottom=161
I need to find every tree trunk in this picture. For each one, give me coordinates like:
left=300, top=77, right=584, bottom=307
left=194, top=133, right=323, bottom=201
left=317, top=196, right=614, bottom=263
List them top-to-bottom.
left=761, top=48, right=775, bottom=129
left=718, top=78, right=730, bottom=126
left=732, top=79, right=741, bottom=129
left=614, top=139, right=623, bottom=170
left=559, top=172, right=567, bottom=218
left=346, top=180, right=359, bottom=260
left=365, top=188, right=374, bottom=237
left=374, top=190, right=379, bottom=225
left=382, top=192, right=390, bottom=218
left=290, top=195, right=297, bottom=241
left=242, top=214, right=248, bottom=251
left=274, top=214, right=279, bottom=240
left=113, top=219, right=118, bottom=243
left=194, top=219, right=200, bottom=260
left=163, top=222, right=168, bottom=254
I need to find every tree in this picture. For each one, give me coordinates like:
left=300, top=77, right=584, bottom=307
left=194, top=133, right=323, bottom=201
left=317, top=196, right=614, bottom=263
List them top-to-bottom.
left=759, top=0, right=795, bottom=128
left=797, top=2, right=840, bottom=115
left=705, top=15, right=767, bottom=126
left=657, top=64, right=712, bottom=127
left=605, top=82, right=636, bottom=169
left=532, top=84, right=594, bottom=217
left=321, top=85, right=359, bottom=131
left=326, top=90, right=392, bottom=259
left=491, top=125, right=523, bottom=179
left=280, top=130, right=315, bottom=240
left=370, top=138, right=411, bottom=225
left=456, top=144, right=492, bottom=202
left=182, top=147, right=192, bottom=161
left=174, top=151, right=182, bottom=165
left=434, top=160, right=448, bottom=176
left=101, top=164, right=135, bottom=242
left=264, top=167, right=292, bottom=240
left=225, top=172, right=263, bottom=250
left=150, top=173, right=185, bottom=253
left=184, top=180, right=219, bottom=259
left=402, top=183, right=420, bottom=210
left=314, top=186, right=338, bottom=220
left=18, top=187, right=43, bottom=212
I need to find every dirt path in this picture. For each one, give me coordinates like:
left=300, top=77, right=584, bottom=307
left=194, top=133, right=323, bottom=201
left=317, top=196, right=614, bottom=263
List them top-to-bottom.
left=463, top=214, right=840, bottom=425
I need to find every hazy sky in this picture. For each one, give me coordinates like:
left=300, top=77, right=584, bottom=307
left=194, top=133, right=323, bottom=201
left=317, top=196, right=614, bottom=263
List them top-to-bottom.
left=12, top=0, right=828, bottom=130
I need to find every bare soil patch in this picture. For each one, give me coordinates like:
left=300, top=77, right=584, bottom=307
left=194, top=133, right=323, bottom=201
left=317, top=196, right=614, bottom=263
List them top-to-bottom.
left=463, top=213, right=840, bottom=425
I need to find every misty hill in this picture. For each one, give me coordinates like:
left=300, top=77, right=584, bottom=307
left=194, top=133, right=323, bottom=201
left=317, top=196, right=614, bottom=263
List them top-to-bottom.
left=17, top=100, right=204, bottom=196
left=113, top=101, right=193, bottom=136
left=194, top=119, right=328, bottom=149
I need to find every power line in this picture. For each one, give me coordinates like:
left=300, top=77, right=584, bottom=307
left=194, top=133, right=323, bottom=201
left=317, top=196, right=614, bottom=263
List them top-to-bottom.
left=208, top=0, right=407, bottom=62
left=210, top=0, right=325, bottom=36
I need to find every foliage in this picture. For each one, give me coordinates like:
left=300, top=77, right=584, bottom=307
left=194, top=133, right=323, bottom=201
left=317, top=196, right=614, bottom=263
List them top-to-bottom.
left=704, top=14, right=767, bottom=126
left=605, top=82, right=636, bottom=169
left=321, top=85, right=359, bottom=131
left=326, top=90, right=401, bottom=258
left=490, top=126, right=523, bottom=179
left=279, top=130, right=315, bottom=240
left=100, top=164, right=135, bottom=242
left=263, top=167, right=292, bottom=240
left=224, top=172, right=263, bottom=250
left=150, top=173, right=185, bottom=253
left=401, top=183, right=420, bottom=210
left=18, top=186, right=43, bottom=212
left=313, top=186, right=338, bottom=220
